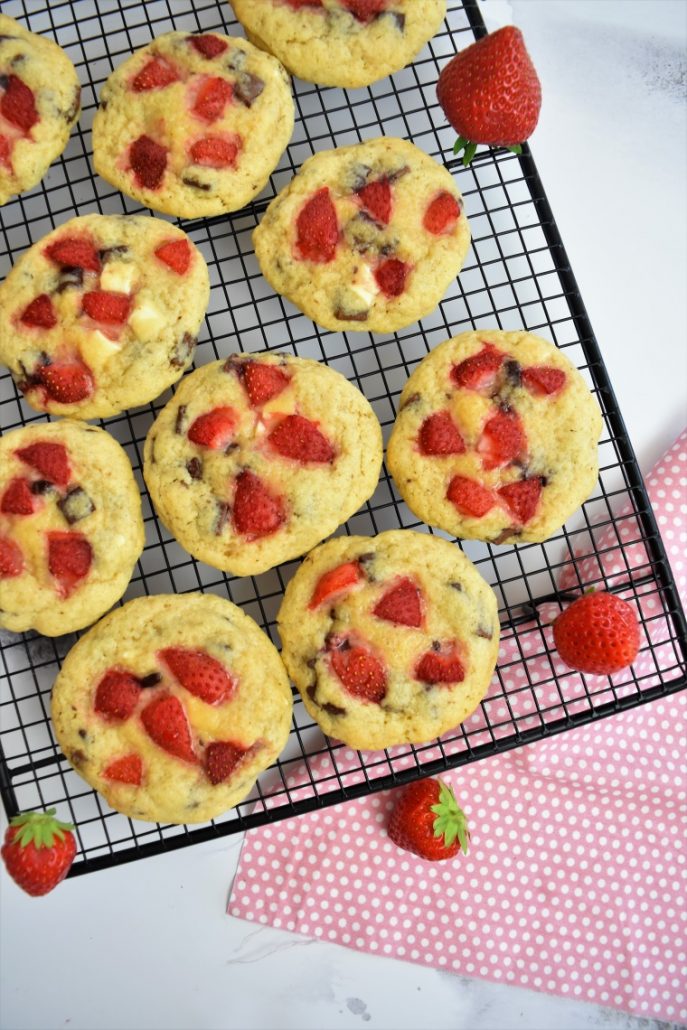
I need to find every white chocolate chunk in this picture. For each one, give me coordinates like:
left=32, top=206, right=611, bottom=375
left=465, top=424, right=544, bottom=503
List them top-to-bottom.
left=99, top=261, right=137, bottom=294
left=349, top=263, right=379, bottom=307
left=129, top=300, right=165, bottom=342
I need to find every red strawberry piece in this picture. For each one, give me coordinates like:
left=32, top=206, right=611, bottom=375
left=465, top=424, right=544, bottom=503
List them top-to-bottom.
left=284, top=0, right=323, bottom=8
left=342, top=0, right=388, bottom=22
left=437, top=26, right=542, bottom=165
left=190, top=34, right=228, bottom=59
left=131, top=57, right=179, bottom=92
left=0, top=75, right=38, bottom=133
left=192, top=76, right=233, bottom=122
left=0, top=134, right=11, bottom=168
left=129, top=135, right=167, bottom=190
left=189, top=135, right=239, bottom=168
left=357, top=179, right=391, bottom=225
left=295, top=187, right=338, bottom=263
left=423, top=192, right=461, bottom=235
left=44, top=236, right=100, bottom=273
left=154, top=239, right=192, bottom=275
left=375, top=258, right=410, bottom=298
left=81, top=290, right=132, bottom=325
left=19, top=294, right=57, bottom=329
left=451, top=343, right=504, bottom=391
left=35, top=359, right=94, bottom=404
left=242, top=361, right=291, bottom=406
left=521, top=365, right=566, bottom=397
left=187, top=407, right=237, bottom=450
left=477, top=409, right=526, bottom=470
left=419, top=411, right=465, bottom=456
left=268, top=414, right=335, bottom=464
left=16, top=441, right=70, bottom=487
left=232, top=470, right=285, bottom=539
left=447, top=475, right=497, bottom=518
left=497, top=477, right=542, bottom=523
left=1, top=478, right=37, bottom=516
left=47, top=531, right=92, bottom=596
left=0, top=536, right=24, bottom=579
left=308, top=561, right=362, bottom=610
left=373, top=577, right=423, bottom=628
left=552, top=591, right=640, bottom=676
left=329, top=637, right=387, bottom=703
left=415, top=645, right=465, bottom=684
left=159, top=647, right=236, bottom=706
left=94, top=668, right=141, bottom=722
left=140, top=694, right=197, bottom=764
left=204, top=741, right=248, bottom=785
left=103, top=754, right=143, bottom=786
left=388, top=778, right=469, bottom=862
left=1, top=809, right=76, bottom=896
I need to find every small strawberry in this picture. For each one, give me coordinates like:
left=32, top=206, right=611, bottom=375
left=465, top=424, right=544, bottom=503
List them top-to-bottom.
left=342, top=0, right=388, bottom=22
left=437, top=26, right=541, bottom=165
left=189, top=34, right=228, bottom=59
left=131, top=57, right=179, bottom=92
left=0, top=75, right=38, bottom=133
left=192, top=77, right=233, bottom=122
left=0, top=134, right=11, bottom=168
left=129, top=134, right=167, bottom=189
left=189, top=135, right=239, bottom=168
left=357, top=178, right=391, bottom=225
left=296, top=188, right=338, bottom=263
left=423, top=192, right=461, bottom=236
left=44, top=236, right=100, bottom=273
left=154, top=239, right=192, bottom=275
left=374, top=258, right=410, bottom=298
left=81, top=290, right=132, bottom=325
left=19, top=294, right=57, bottom=329
left=451, top=343, right=504, bottom=392
left=35, top=359, right=94, bottom=404
left=242, top=361, right=291, bottom=406
left=521, top=366, right=566, bottom=397
left=187, top=407, right=237, bottom=450
left=477, top=409, right=526, bottom=470
left=419, top=411, right=465, bottom=456
left=268, top=414, right=335, bottom=464
left=16, top=441, right=71, bottom=487
left=232, top=470, right=285, bottom=538
left=447, top=475, right=496, bottom=518
left=497, top=476, right=542, bottom=523
left=1, top=478, right=37, bottom=516
left=47, top=531, right=92, bottom=596
left=0, top=536, right=24, bottom=579
left=309, top=561, right=362, bottom=610
left=373, top=578, right=423, bottom=628
left=552, top=591, right=640, bottom=676
left=328, top=636, right=387, bottom=702
left=415, top=645, right=465, bottom=684
left=159, top=647, right=236, bottom=705
left=94, top=668, right=141, bottom=722
left=141, top=694, right=197, bottom=764
left=204, top=741, right=248, bottom=785
left=103, top=754, right=143, bottom=786
left=388, top=779, right=469, bottom=861
left=1, top=809, right=76, bottom=896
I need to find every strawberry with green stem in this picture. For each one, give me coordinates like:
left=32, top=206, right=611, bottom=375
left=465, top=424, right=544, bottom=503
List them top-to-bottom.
left=388, top=778, right=469, bottom=861
left=2, top=809, right=76, bottom=896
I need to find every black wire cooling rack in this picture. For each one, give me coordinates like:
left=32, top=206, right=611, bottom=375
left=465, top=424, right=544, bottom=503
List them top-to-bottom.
left=1, top=0, right=685, bottom=877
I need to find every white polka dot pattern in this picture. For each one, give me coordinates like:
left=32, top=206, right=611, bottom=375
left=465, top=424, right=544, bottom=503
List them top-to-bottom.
left=229, top=430, right=687, bottom=1023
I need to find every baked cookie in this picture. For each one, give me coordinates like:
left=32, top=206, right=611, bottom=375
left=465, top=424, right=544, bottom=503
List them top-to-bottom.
left=230, top=0, right=446, bottom=89
left=0, top=15, right=81, bottom=206
left=92, top=30, right=293, bottom=218
left=253, top=137, right=470, bottom=333
left=0, top=213, right=210, bottom=419
left=387, top=330, right=603, bottom=544
left=144, top=352, right=383, bottom=577
left=0, top=420, right=144, bottom=636
left=278, top=529, right=499, bottom=750
left=51, top=593, right=293, bottom=825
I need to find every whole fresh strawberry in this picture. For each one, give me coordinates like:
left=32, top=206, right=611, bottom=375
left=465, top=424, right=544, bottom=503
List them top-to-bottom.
left=437, top=26, right=541, bottom=166
left=552, top=591, right=640, bottom=675
left=388, top=778, right=469, bottom=861
left=1, top=809, right=76, bottom=896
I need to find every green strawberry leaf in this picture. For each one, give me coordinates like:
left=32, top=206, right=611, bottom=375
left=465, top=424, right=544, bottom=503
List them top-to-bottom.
left=506, top=145, right=523, bottom=155
left=430, top=780, right=470, bottom=854
left=9, top=808, right=74, bottom=849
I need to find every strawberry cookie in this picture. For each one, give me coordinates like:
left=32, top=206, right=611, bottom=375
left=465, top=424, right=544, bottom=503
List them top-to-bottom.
left=230, top=0, right=446, bottom=89
left=0, top=15, right=81, bottom=206
left=92, top=30, right=293, bottom=218
left=253, top=137, right=470, bottom=333
left=0, top=213, right=209, bottom=419
left=387, top=330, right=603, bottom=544
left=143, top=353, right=383, bottom=577
left=0, top=420, right=144, bottom=636
left=278, top=529, right=499, bottom=750
left=51, top=593, right=293, bottom=824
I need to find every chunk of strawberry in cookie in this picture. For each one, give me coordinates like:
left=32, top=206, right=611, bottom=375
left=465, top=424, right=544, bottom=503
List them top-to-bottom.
left=283, top=0, right=323, bottom=8
left=342, top=0, right=389, bottom=22
left=189, top=34, right=229, bottom=59
left=131, top=57, right=179, bottom=92
left=0, top=74, right=38, bottom=133
left=192, top=77, right=233, bottom=122
left=129, top=134, right=167, bottom=190
left=0, top=135, right=11, bottom=169
left=189, top=135, right=239, bottom=168
left=357, top=179, right=391, bottom=225
left=296, top=188, right=338, bottom=263
left=423, top=192, right=461, bottom=235
left=44, top=236, right=100, bottom=273
left=154, top=239, right=192, bottom=275
left=375, top=258, right=410, bottom=298
left=81, top=291, right=132, bottom=325
left=19, top=294, right=57, bottom=329
left=451, top=343, right=504, bottom=392
left=34, top=359, right=94, bottom=405
left=241, top=361, right=291, bottom=407
left=521, top=366, right=566, bottom=397
left=187, top=407, right=237, bottom=450
left=477, top=409, right=526, bottom=470
left=419, top=411, right=465, bottom=456
left=268, top=414, right=335, bottom=464
left=16, top=441, right=71, bottom=487
left=232, top=470, right=285, bottom=539
left=447, top=475, right=497, bottom=518
left=498, top=477, right=543, bottom=524
left=1, top=478, right=37, bottom=516
left=47, top=531, right=93, bottom=596
left=0, top=536, right=24, bottom=579
left=308, top=561, right=363, bottom=610
left=373, top=577, right=423, bottom=628
left=328, top=635, right=387, bottom=703
left=415, top=645, right=465, bottom=684
left=159, top=647, right=236, bottom=705
left=94, top=668, right=142, bottom=722
left=141, top=694, right=197, bottom=764
left=204, top=741, right=249, bottom=785
left=103, top=754, right=143, bottom=786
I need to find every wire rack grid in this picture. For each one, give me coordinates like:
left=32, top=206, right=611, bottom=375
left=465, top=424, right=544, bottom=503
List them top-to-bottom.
left=0, top=0, right=685, bottom=877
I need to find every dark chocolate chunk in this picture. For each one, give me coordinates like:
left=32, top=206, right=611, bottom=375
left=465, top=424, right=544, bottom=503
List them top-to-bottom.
left=382, top=11, right=405, bottom=31
left=0, top=36, right=18, bottom=43
left=234, top=72, right=264, bottom=107
left=0, top=74, right=8, bottom=89
left=64, top=85, right=81, bottom=123
left=100, top=98, right=108, bottom=110
left=350, top=163, right=371, bottom=191
left=387, top=164, right=410, bottom=182
left=182, top=176, right=211, bottom=191
left=98, top=245, right=128, bottom=263
left=55, top=266, right=84, bottom=292
left=334, top=305, right=368, bottom=322
left=170, top=332, right=196, bottom=368
left=222, top=354, right=243, bottom=375
left=504, top=359, right=522, bottom=387
left=400, top=392, right=421, bottom=410
left=175, top=404, right=187, bottom=435
left=224, top=441, right=239, bottom=455
left=186, top=457, right=203, bottom=480
left=30, top=479, right=55, bottom=496
left=58, top=486, right=95, bottom=525
left=214, top=501, right=230, bottom=535
left=491, top=527, right=519, bottom=544
left=449, top=580, right=463, bottom=592
left=476, top=625, right=493, bottom=640
left=431, top=640, right=442, bottom=652
left=306, top=657, right=317, bottom=670
left=139, top=672, right=162, bottom=688
left=306, top=684, right=318, bottom=703
left=322, top=701, right=346, bottom=717
left=78, top=728, right=87, bottom=739
left=68, top=748, right=87, bottom=767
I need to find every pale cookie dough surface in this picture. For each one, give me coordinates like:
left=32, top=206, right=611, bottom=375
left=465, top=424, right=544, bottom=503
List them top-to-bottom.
left=231, top=0, right=447, bottom=89
left=0, top=15, right=81, bottom=206
left=92, top=30, right=294, bottom=218
left=253, top=137, right=470, bottom=333
left=0, top=213, right=210, bottom=419
left=387, top=330, right=603, bottom=544
left=144, top=353, right=383, bottom=577
left=0, top=420, right=144, bottom=636
left=278, top=530, right=499, bottom=751
left=51, top=593, right=293, bottom=825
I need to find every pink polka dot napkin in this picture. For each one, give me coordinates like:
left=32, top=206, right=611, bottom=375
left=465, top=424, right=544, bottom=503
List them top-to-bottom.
left=229, top=431, right=687, bottom=1024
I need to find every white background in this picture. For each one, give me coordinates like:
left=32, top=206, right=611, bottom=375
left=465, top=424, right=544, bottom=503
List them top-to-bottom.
left=1, top=2, right=685, bottom=1029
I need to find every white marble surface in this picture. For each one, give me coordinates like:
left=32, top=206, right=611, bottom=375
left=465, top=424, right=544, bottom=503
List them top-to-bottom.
left=1, top=2, right=685, bottom=1029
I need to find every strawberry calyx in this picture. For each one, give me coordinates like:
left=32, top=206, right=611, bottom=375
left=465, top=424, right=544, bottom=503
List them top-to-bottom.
left=453, top=134, right=522, bottom=168
left=430, top=781, right=469, bottom=854
left=7, top=808, right=74, bottom=850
